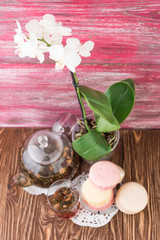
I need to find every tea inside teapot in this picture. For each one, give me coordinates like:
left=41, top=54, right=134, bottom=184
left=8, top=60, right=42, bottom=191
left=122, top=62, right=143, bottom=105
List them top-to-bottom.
left=13, top=114, right=80, bottom=188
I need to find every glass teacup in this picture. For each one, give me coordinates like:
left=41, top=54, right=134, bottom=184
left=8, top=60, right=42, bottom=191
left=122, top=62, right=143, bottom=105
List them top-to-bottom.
left=47, top=179, right=80, bottom=219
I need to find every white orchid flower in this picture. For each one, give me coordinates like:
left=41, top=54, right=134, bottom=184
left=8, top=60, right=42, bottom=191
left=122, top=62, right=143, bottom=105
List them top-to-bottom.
left=25, top=14, right=72, bottom=45
left=39, top=14, right=56, bottom=34
left=40, top=14, right=72, bottom=45
left=40, top=14, right=71, bottom=36
left=25, top=15, right=56, bottom=40
left=14, top=17, right=94, bottom=69
left=25, top=17, right=53, bottom=45
left=14, top=20, right=27, bottom=47
left=25, top=20, right=43, bottom=39
left=44, top=22, right=72, bottom=45
left=56, top=22, right=72, bottom=37
left=16, top=32, right=48, bottom=63
left=42, top=32, right=63, bottom=46
left=66, top=38, right=94, bottom=57
left=49, top=45, right=81, bottom=72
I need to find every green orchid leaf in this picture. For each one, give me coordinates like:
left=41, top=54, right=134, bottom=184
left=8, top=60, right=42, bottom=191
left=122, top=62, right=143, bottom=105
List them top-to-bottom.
left=105, top=79, right=135, bottom=124
left=123, top=79, right=135, bottom=93
left=79, top=85, right=120, bottom=132
left=96, top=116, right=120, bottom=132
left=72, top=129, right=111, bottom=161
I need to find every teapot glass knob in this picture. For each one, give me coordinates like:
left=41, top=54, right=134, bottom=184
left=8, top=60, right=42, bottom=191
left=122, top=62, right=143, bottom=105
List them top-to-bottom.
left=38, top=135, right=48, bottom=149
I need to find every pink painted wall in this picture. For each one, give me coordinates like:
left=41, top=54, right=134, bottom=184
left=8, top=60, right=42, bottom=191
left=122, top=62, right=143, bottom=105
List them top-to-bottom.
left=0, top=0, right=160, bottom=128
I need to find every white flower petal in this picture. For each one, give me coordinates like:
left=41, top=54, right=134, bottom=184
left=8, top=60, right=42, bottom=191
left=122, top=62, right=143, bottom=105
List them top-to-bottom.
left=42, top=14, right=56, bottom=23
left=40, top=15, right=56, bottom=35
left=16, top=20, right=21, bottom=33
left=25, top=20, right=43, bottom=39
left=40, top=20, right=55, bottom=33
left=14, top=21, right=28, bottom=47
left=57, top=22, right=62, bottom=27
left=48, top=26, right=57, bottom=35
left=58, top=26, right=72, bottom=36
left=14, top=32, right=27, bottom=47
left=28, top=32, right=38, bottom=48
left=43, top=33, right=52, bottom=44
left=49, top=33, right=63, bottom=45
left=14, top=34, right=24, bottom=45
left=14, top=34, right=19, bottom=44
left=66, top=38, right=80, bottom=51
left=18, top=41, right=35, bottom=58
left=38, top=41, right=46, bottom=46
left=79, top=41, right=94, bottom=57
left=83, top=41, right=94, bottom=51
left=26, top=43, right=36, bottom=58
left=39, top=44, right=49, bottom=53
left=49, top=45, right=64, bottom=61
left=64, top=45, right=73, bottom=55
left=79, top=49, right=91, bottom=57
left=17, top=50, right=25, bottom=58
left=37, top=51, right=44, bottom=63
left=65, top=51, right=81, bottom=72
left=55, top=61, right=65, bottom=70
left=65, top=64, right=75, bottom=73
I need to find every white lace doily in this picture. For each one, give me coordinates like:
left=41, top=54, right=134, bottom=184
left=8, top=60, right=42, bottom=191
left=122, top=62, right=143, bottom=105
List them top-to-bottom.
left=71, top=173, right=119, bottom=227
left=23, top=185, right=49, bottom=195
left=71, top=204, right=118, bottom=227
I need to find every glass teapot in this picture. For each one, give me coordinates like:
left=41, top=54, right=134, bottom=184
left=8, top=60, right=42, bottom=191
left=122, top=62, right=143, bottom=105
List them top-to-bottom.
left=13, top=113, right=80, bottom=188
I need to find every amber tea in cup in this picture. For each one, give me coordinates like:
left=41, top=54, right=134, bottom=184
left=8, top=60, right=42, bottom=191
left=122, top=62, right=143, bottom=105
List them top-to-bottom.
left=47, top=179, right=80, bottom=219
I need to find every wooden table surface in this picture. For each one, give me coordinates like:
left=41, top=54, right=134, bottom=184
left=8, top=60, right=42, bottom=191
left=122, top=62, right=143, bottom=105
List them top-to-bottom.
left=0, top=128, right=159, bottom=240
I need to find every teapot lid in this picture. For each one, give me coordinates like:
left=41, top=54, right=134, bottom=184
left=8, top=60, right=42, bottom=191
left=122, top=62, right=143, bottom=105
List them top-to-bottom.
left=26, top=129, right=64, bottom=165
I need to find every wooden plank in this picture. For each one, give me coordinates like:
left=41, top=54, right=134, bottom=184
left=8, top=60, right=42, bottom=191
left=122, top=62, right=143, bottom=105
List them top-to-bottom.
left=0, top=1, right=160, bottom=127
left=0, top=128, right=159, bottom=239
left=0, top=128, right=39, bottom=240
left=122, top=130, right=160, bottom=240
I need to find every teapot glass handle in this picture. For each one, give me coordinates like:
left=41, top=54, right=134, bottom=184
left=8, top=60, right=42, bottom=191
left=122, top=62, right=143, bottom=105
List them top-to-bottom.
left=52, top=113, right=77, bottom=136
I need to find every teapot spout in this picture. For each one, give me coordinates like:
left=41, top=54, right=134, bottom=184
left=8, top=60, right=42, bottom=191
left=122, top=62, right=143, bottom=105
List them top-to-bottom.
left=13, top=173, right=33, bottom=187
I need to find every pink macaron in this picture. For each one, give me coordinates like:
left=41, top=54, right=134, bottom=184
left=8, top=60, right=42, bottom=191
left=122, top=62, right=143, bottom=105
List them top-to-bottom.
left=89, top=161, right=125, bottom=190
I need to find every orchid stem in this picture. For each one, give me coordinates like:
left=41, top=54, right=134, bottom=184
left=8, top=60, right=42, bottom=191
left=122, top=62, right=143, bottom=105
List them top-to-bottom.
left=37, top=38, right=51, bottom=47
left=70, top=71, right=90, bottom=132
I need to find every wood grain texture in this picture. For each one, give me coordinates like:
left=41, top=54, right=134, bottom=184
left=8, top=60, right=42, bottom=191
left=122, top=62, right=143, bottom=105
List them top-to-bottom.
left=0, top=1, right=160, bottom=127
left=0, top=128, right=159, bottom=240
